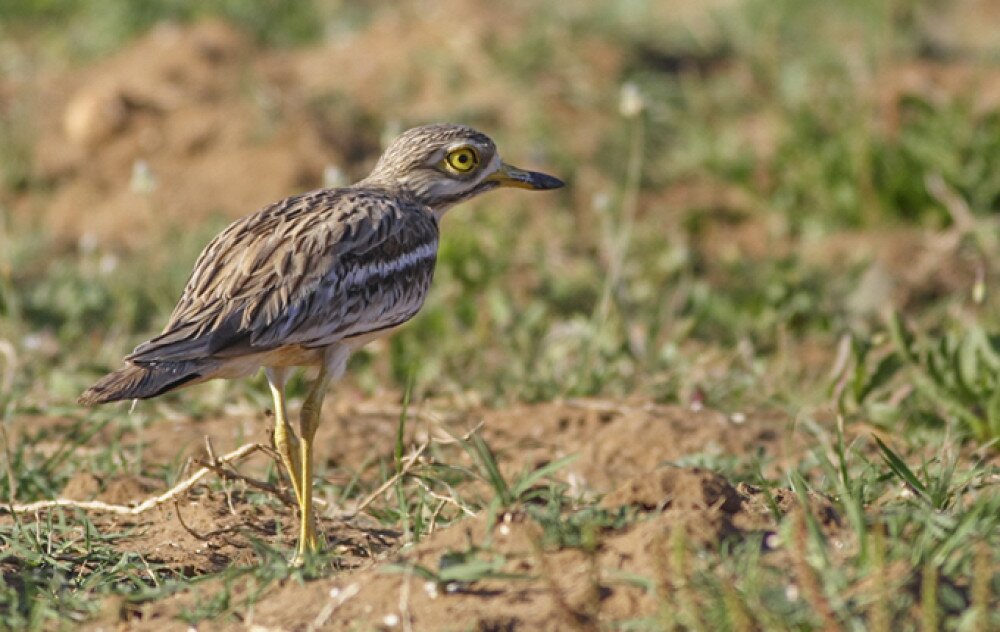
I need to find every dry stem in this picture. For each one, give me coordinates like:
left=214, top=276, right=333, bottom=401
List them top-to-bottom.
left=339, top=441, right=429, bottom=518
left=2, top=442, right=265, bottom=515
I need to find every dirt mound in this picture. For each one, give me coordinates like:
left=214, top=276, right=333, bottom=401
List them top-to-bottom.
left=11, top=5, right=621, bottom=251
left=24, top=19, right=363, bottom=249
left=603, top=466, right=744, bottom=512
left=234, top=467, right=834, bottom=631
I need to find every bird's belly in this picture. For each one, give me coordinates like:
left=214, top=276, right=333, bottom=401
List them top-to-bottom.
left=342, top=324, right=404, bottom=350
left=209, top=327, right=400, bottom=380
left=212, top=345, right=326, bottom=378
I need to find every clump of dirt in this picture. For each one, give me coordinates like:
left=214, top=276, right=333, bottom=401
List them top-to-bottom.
left=602, top=465, right=744, bottom=512
left=59, top=471, right=102, bottom=500
left=97, top=475, right=157, bottom=505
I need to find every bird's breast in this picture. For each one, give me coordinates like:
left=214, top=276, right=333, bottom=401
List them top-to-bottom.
left=300, top=238, right=438, bottom=347
left=340, top=240, right=438, bottom=290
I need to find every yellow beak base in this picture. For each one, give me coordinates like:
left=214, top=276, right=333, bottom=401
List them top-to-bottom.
left=487, top=163, right=564, bottom=190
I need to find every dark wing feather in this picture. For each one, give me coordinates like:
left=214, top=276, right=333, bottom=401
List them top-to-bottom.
left=128, top=187, right=439, bottom=364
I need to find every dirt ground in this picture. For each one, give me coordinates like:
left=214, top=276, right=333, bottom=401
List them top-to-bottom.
left=31, top=395, right=840, bottom=631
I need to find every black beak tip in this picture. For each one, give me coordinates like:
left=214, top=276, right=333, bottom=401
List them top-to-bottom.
left=533, top=172, right=565, bottom=190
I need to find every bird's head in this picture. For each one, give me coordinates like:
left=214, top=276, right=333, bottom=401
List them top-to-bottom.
left=361, top=123, right=563, bottom=215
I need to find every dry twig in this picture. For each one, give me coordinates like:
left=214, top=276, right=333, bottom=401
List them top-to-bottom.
left=2, top=442, right=265, bottom=515
left=340, top=442, right=429, bottom=518
left=193, top=454, right=297, bottom=508
left=413, top=477, right=476, bottom=517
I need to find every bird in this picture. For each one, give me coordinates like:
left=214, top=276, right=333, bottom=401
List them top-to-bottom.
left=78, top=123, right=564, bottom=562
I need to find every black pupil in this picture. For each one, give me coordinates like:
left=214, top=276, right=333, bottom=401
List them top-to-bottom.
left=458, top=153, right=469, bottom=164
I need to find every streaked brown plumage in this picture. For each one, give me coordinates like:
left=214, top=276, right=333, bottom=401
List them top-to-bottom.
left=79, top=123, right=563, bottom=561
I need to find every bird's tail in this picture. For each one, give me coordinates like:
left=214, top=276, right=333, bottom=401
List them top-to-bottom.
left=78, top=361, right=205, bottom=405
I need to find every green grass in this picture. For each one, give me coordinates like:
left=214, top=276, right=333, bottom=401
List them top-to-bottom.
left=0, top=0, right=330, bottom=56
left=2, top=0, right=1000, bottom=628
left=2, top=410, right=997, bottom=628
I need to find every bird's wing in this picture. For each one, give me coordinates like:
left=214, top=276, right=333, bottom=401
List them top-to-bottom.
left=127, top=188, right=439, bottom=364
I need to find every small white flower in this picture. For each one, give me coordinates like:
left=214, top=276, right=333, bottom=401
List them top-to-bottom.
left=619, top=82, right=645, bottom=118
left=591, top=191, right=611, bottom=213
left=99, top=253, right=119, bottom=275
left=22, top=334, right=43, bottom=351
left=730, top=412, right=747, bottom=425
left=383, top=613, right=399, bottom=627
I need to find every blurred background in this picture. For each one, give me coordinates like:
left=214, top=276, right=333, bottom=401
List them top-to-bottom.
left=2, top=0, right=1000, bottom=420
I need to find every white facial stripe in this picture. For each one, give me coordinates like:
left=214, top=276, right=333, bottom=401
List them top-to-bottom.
left=480, top=153, right=503, bottom=183
left=342, top=241, right=437, bottom=289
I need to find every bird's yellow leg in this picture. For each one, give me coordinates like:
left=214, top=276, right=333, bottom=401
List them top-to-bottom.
left=294, top=365, right=332, bottom=561
left=266, top=369, right=304, bottom=509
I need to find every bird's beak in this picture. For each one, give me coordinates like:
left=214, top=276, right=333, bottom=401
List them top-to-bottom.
left=487, top=163, right=564, bottom=190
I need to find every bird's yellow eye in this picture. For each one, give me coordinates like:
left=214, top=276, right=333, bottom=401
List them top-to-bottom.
left=445, top=147, right=479, bottom=173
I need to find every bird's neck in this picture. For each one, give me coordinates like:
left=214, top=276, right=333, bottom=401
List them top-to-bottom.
left=357, top=175, right=456, bottom=215
left=351, top=177, right=448, bottom=220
